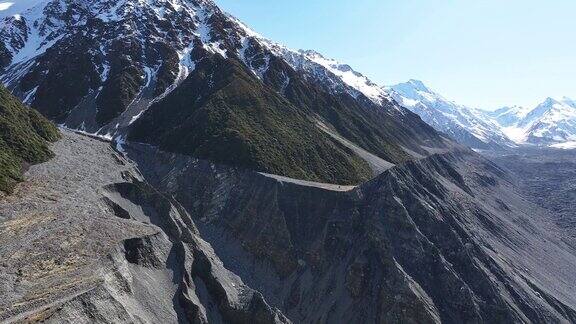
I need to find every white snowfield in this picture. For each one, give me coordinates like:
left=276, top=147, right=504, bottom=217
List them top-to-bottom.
left=387, top=79, right=576, bottom=149
left=386, top=80, right=514, bottom=149
left=495, top=97, right=576, bottom=146
left=550, top=141, right=576, bottom=150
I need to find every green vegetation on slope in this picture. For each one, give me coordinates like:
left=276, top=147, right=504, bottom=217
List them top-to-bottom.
left=260, top=54, right=446, bottom=164
left=129, top=55, right=372, bottom=185
left=0, top=86, right=60, bottom=193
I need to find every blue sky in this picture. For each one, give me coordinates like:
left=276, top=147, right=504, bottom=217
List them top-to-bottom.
left=214, top=0, right=576, bottom=110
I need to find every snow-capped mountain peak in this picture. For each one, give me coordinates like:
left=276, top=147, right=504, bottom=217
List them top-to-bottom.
left=0, top=0, right=410, bottom=143
left=0, top=0, right=232, bottom=130
left=221, top=16, right=395, bottom=107
left=295, top=49, right=388, bottom=104
left=387, top=78, right=576, bottom=149
left=386, top=79, right=516, bottom=150
left=388, top=79, right=449, bottom=108
left=393, top=79, right=431, bottom=94
left=479, top=97, right=576, bottom=147
left=520, top=97, right=575, bottom=127
left=517, top=98, right=576, bottom=145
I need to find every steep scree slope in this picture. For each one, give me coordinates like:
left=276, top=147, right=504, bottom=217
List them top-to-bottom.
left=0, top=131, right=288, bottom=323
left=128, top=142, right=576, bottom=324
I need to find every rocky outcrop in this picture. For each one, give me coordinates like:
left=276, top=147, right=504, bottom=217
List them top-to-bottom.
left=127, top=142, right=576, bottom=323
left=103, top=180, right=290, bottom=324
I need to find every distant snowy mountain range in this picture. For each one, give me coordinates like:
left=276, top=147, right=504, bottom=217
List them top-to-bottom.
left=240, top=45, right=576, bottom=151
left=386, top=80, right=576, bottom=150
left=386, top=80, right=514, bottom=150
left=487, top=98, right=576, bottom=149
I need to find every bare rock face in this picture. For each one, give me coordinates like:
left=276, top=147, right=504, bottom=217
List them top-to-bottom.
left=0, top=131, right=289, bottom=324
left=127, top=142, right=576, bottom=324
left=103, top=180, right=290, bottom=324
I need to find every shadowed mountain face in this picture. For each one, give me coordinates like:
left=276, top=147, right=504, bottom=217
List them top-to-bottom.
left=0, top=0, right=449, bottom=184
left=0, top=85, right=59, bottom=193
left=127, top=142, right=576, bottom=324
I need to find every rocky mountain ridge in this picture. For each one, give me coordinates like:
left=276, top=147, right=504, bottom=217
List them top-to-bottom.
left=0, top=0, right=450, bottom=185
left=1, top=120, right=575, bottom=323
left=125, top=134, right=576, bottom=323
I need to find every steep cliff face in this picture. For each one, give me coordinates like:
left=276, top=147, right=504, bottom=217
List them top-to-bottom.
left=127, top=142, right=576, bottom=323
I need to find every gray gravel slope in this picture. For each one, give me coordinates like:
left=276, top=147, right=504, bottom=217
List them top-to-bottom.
left=0, top=131, right=289, bottom=324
